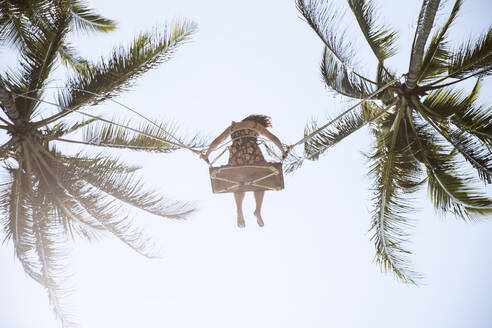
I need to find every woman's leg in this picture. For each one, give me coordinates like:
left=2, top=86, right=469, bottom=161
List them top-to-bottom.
left=233, top=191, right=246, bottom=228
left=253, top=191, right=265, bottom=227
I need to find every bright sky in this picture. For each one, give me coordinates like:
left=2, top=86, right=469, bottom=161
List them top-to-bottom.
left=1, top=1, right=492, bottom=327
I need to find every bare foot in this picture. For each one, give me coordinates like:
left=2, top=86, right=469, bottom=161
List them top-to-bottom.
left=254, top=210, right=264, bottom=227
left=237, top=213, right=245, bottom=228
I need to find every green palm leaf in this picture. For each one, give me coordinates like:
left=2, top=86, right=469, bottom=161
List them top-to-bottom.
left=0, top=0, right=51, bottom=48
left=69, top=0, right=116, bottom=33
left=296, top=0, right=375, bottom=86
left=296, top=0, right=353, bottom=63
left=347, top=0, right=398, bottom=64
left=16, top=8, right=71, bottom=116
left=56, top=21, right=197, bottom=112
left=446, top=27, right=492, bottom=79
left=58, top=42, right=90, bottom=73
left=321, top=47, right=375, bottom=99
left=376, top=62, right=397, bottom=104
left=423, top=80, right=492, bottom=142
left=415, top=98, right=492, bottom=184
left=305, top=100, right=393, bottom=160
left=367, top=107, right=423, bottom=284
left=408, top=110, right=492, bottom=218
left=48, top=117, right=99, bottom=138
left=78, top=118, right=203, bottom=152
left=446, top=129, right=492, bottom=184
left=68, top=153, right=194, bottom=219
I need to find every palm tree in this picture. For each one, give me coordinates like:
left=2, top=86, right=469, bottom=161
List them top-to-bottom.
left=295, top=0, right=492, bottom=284
left=0, top=1, right=198, bottom=326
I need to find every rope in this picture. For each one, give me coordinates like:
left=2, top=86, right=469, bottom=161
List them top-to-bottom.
left=11, top=76, right=400, bottom=168
left=284, top=77, right=401, bottom=156
left=15, top=86, right=194, bottom=153
left=12, top=93, right=203, bottom=155
left=260, top=140, right=282, bottom=161
left=209, top=146, right=228, bottom=166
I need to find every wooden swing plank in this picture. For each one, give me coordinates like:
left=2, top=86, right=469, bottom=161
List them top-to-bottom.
left=209, top=162, right=284, bottom=193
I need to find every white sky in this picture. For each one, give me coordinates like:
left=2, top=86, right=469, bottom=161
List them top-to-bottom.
left=1, top=1, right=492, bottom=327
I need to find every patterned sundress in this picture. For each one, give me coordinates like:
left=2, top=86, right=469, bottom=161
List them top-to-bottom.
left=228, top=124, right=266, bottom=166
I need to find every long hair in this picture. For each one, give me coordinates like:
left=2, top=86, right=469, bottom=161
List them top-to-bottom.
left=242, top=114, right=272, bottom=128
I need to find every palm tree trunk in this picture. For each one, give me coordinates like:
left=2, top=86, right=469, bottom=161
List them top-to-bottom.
left=406, top=0, right=441, bottom=89
left=0, top=80, right=18, bottom=119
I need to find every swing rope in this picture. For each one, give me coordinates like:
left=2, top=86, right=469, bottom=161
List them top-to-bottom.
left=11, top=75, right=400, bottom=165
left=282, top=76, right=401, bottom=158
left=16, top=87, right=193, bottom=153
left=12, top=93, right=203, bottom=155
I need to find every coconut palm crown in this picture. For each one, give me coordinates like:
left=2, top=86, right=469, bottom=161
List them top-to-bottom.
left=295, top=0, right=492, bottom=284
left=0, top=1, right=198, bottom=326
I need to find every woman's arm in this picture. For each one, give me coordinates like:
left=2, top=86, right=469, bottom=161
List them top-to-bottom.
left=254, top=125, right=286, bottom=158
left=203, top=126, right=231, bottom=161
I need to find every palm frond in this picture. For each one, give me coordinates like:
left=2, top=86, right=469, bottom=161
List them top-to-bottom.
left=0, top=0, right=50, bottom=48
left=69, top=0, right=117, bottom=33
left=296, top=0, right=375, bottom=85
left=296, top=0, right=353, bottom=63
left=347, top=0, right=398, bottom=64
left=418, top=0, right=462, bottom=83
left=0, top=2, right=29, bottom=48
left=16, top=8, right=71, bottom=116
left=57, top=21, right=197, bottom=111
left=445, top=27, right=492, bottom=79
left=58, top=42, right=90, bottom=73
left=321, top=47, right=376, bottom=99
left=376, top=62, right=397, bottom=104
left=423, top=80, right=492, bottom=141
left=422, top=85, right=468, bottom=118
left=415, top=97, right=492, bottom=184
left=305, top=100, right=393, bottom=160
left=367, top=107, right=423, bottom=284
left=408, top=109, right=492, bottom=218
left=51, top=117, right=99, bottom=137
left=79, top=118, right=203, bottom=152
left=446, top=128, right=492, bottom=184
left=28, top=141, right=106, bottom=240
left=29, top=143, right=170, bottom=256
left=32, top=149, right=159, bottom=257
left=66, top=153, right=140, bottom=174
left=2, top=154, right=78, bottom=327
left=68, top=154, right=195, bottom=219
left=427, top=157, right=492, bottom=218
left=1, top=163, right=45, bottom=284
left=63, top=180, right=162, bottom=258
left=31, top=195, right=78, bottom=328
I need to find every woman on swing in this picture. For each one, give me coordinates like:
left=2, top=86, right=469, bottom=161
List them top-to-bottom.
left=203, top=115, right=286, bottom=228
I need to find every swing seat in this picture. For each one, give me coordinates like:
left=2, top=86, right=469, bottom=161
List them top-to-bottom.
left=209, top=162, right=284, bottom=193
